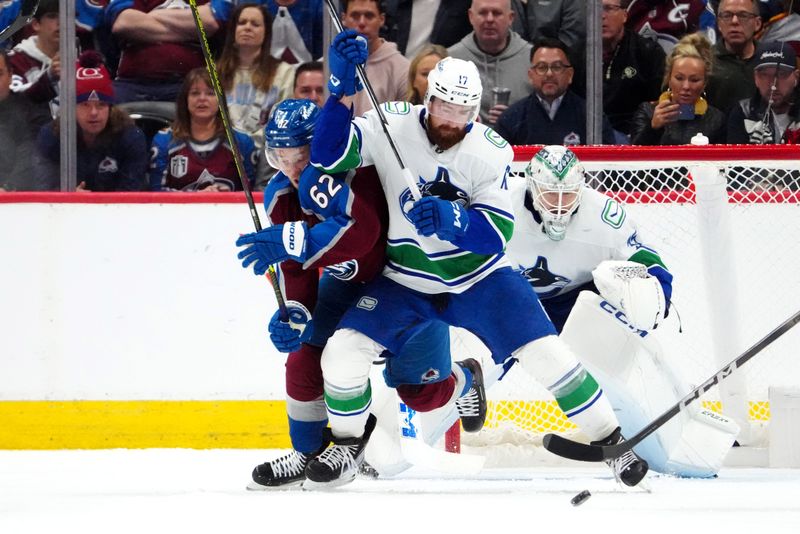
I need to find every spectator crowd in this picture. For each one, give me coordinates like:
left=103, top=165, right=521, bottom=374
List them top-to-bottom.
left=1, top=0, right=800, bottom=192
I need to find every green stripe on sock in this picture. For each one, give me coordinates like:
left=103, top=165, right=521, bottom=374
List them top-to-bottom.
left=629, top=249, right=667, bottom=270
left=554, top=371, right=600, bottom=413
left=324, top=382, right=372, bottom=414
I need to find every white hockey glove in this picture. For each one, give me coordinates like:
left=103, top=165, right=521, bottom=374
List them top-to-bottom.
left=592, top=260, right=666, bottom=331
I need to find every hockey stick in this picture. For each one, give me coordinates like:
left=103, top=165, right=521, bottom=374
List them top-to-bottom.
left=0, top=0, right=38, bottom=42
left=187, top=0, right=288, bottom=321
left=322, top=0, right=422, bottom=200
left=543, top=309, right=800, bottom=462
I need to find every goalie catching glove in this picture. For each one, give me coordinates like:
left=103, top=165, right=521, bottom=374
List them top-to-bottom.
left=236, top=222, right=308, bottom=275
left=592, top=260, right=666, bottom=331
left=268, top=301, right=313, bottom=353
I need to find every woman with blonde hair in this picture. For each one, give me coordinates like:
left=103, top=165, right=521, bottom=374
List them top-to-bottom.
left=630, top=32, right=726, bottom=145
left=406, top=44, right=448, bottom=105
left=148, top=68, right=256, bottom=192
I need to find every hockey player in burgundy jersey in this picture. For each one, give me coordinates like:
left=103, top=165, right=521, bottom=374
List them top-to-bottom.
left=234, top=99, right=482, bottom=489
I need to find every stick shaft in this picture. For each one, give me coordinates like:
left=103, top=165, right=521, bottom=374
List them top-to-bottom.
left=187, top=0, right=288, bottom=320
left=322, top=0, right=421, bottom=200
left=544, top=309, right=800, bottom=461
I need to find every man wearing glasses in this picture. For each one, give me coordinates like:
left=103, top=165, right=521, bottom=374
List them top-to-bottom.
left=706, top=0, right=763, bottom=113
left=494, top=37, right=615, bottom=146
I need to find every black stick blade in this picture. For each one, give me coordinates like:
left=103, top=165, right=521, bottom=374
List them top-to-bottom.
left=542, top=433, right=607, bottom=462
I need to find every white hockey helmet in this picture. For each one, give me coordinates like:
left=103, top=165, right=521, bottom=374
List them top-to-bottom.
left=424, top=57, right=482, bottom=123
left=525, top=145, right=585, bottom=241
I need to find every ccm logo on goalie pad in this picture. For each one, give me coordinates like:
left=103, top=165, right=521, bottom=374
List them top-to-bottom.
left=599, top=300, right=648, bottom=338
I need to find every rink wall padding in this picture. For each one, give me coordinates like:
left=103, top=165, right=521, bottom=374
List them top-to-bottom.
left=0, top=189, right=795, bottom=449
left=0, top=401, right=290, bottom=449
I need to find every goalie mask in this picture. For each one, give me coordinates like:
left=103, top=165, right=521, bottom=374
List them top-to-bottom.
left=424, top=57, right=482, bottom=124
left=264, top=98, right=320, bottom=182
left=525, top=145, right=585, bottom=241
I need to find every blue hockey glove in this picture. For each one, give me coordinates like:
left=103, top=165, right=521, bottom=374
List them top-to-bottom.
left=328, top=29, right=368, bottom=98
left=408, top=196, right=470, bottom=242
left=236, top=222, right=308, bottom=275
left=268, top=301, right=313, bottom=353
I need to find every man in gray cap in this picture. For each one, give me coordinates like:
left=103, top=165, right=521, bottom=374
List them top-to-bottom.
left=727, top=40, right=800, bottom=145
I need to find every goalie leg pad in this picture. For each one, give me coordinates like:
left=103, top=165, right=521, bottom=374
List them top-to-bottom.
left=322, top=328, right=384, bottom=438
left=516, top=335, right=618, bottom=441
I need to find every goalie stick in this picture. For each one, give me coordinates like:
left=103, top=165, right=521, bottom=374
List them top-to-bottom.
left=0, top=0, right=38, bottom=41
left=187, top=0, right=288, bottom=321
left=322, top=0, right=421, bottom=200
left=543, top=309, right=800, bottom=462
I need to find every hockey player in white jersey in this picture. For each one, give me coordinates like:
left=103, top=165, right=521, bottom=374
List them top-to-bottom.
left=302, top=30, right=649, bottom=490
left=507, top=145, right=738, bottom=478
left=509, top=145, right=673, bottom=333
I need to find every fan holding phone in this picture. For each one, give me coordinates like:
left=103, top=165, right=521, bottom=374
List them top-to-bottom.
left=630, top=33, right=726, bottom=145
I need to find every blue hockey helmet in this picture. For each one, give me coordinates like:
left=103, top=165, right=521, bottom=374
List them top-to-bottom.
left=264, top=98, right=320, bottom=149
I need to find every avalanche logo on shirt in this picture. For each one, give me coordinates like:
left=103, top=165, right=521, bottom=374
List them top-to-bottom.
left=98, top=157, right=118, bottom=174
left=519, top=256, right=571, bottom=299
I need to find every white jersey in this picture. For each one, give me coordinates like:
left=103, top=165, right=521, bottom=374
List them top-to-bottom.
left=351, top=102, right=515, bottom=294
left=506, top=178, right=662, bottom=300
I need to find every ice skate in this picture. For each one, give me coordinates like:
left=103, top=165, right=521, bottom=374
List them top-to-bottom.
left=455, top=358, right=487, bottom=432
left=304, top=414, right=377, bottom=490
left=593, top=427, right=649, bottom=487
left=247, top=449, right=314, bottom=490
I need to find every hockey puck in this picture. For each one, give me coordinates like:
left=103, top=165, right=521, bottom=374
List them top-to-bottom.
left=570, top=490, right=592, bottom=506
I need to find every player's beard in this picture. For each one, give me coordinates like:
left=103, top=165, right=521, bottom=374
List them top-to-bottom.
left=427, top=121, right=468, bottom=151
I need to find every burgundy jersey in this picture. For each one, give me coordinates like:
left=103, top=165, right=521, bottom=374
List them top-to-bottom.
left=106, top=0, right=209, bottom=81
left=626, top=0, right=709, bottom=52
left=148, top=128, right=256, bottom=191
left=262, top=166, right=389, bottom=312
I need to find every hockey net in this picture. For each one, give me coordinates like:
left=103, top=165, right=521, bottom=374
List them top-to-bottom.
left=451, top=144, right=800, bottom=453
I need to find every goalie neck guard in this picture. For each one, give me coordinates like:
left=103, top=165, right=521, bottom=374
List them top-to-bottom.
left=525, top=145, right=585, bottom=241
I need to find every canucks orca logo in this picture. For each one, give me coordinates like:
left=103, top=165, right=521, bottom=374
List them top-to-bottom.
left=399, top=166, right=469, bottom=222
left=519, top=256, right=570, bottom=298
left=324, top=259, right=359, bottom=280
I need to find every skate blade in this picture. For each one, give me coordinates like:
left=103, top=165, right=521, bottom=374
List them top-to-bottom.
left=301, top=473, right=357, bottom=491
left=246, top=479, right=305, bottom=491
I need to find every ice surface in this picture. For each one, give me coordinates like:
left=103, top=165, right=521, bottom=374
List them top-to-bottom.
left=0, top=449, right=798, bottom=534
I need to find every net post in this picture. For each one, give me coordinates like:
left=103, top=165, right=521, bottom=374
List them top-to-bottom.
left=445, top=421, right=461, bottom=453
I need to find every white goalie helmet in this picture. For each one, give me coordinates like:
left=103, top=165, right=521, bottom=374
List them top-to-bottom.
left=424, top=57, right=482, bottom=123
left=525, top=145, right=585, bottom=241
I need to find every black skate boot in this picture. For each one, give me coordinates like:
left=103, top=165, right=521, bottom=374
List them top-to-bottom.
left=455, top=358, right=487, bottom=433
left=304, top=414, right=377, bottom=490
left=592, top=427, right=649, bottom=487
left=248, top=438, right=328, bottom=490
left=247, top=449, right=314, bottom=490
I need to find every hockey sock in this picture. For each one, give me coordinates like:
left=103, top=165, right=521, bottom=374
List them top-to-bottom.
left=549, top=365, right=617, bottom=441
left=324, top=379, right=373, bottom=438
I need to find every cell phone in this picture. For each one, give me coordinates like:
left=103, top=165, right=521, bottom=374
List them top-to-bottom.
left=677, top=103, right=695, bottom=121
